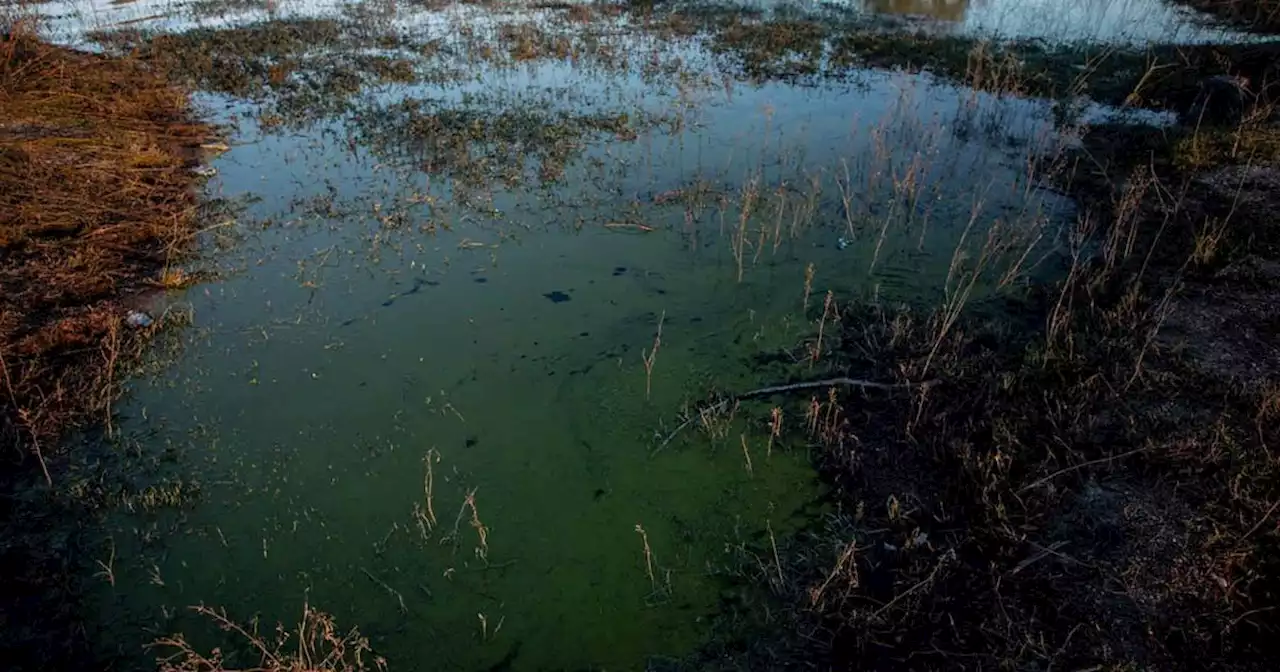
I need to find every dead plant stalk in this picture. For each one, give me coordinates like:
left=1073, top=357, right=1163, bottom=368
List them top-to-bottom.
left=642, top=311, right=664, bottom=401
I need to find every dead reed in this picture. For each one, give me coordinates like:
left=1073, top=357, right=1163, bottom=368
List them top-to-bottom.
left=810, top=290, right=834, bottom=367
left=642, top=310, right=664, bottom=400
left=766, top=406, right=782, bottom=457
left=465, top=488, right=489, bottom=561
left=635, top=523, right=656, bottom=593
left=153, top=602, right=386, bottom=672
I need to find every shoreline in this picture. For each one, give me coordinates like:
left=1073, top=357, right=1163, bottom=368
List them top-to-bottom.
left=1, top=26, right=215, bottom=671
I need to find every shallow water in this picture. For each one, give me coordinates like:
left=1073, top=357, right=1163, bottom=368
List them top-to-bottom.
left=35, top=0, right=1252, bottom=45
left=840, top=0, right=1243, bottom=43
left=21, top=3, right=1133, bottom=670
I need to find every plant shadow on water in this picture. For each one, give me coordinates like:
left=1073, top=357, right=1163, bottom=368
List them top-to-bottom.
left=23, top=0, right=1214, bottom=670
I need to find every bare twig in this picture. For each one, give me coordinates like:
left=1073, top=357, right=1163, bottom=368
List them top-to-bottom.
left=1017, top=446, right=1149, bottom=494
left=1240, top=499, right=1280, bottom=542
left=869, top=549, right=955, bottom=621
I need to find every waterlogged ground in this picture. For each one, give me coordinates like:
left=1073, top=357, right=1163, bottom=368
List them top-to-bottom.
left=24, top=0, right=1243, bottom=669
left=38, top=0, right=1248, bottom=44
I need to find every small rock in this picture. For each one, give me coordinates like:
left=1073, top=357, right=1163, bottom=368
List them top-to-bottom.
left=192, top=165, right=218, bottom=178
left=125, top=311, right=154, bottom=328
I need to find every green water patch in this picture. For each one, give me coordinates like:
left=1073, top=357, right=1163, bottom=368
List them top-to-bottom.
left=77, top=74, right=1074, bottom=670
left=83, top=208, right=836, bottom=670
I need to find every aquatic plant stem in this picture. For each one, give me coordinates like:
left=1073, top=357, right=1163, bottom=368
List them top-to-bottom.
left=1, top=351, right=51, bottom=487
left=423, top=449, right=437, bottom=529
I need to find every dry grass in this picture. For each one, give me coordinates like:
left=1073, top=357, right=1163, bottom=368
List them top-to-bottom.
left=0, top=27, right=215, bottom=478
left=704, top=118, right=1280, bottom=672
left=154, top=603, right=385, bottom=672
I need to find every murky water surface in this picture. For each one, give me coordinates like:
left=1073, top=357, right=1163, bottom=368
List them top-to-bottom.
left=21, top=0, right=1219, bottom=669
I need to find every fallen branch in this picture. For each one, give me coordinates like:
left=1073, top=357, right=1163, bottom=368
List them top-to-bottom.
left=655, top=376, right=937, bottom=453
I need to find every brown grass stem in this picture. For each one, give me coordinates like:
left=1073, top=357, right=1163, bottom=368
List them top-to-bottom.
left=642, top=310, right=665, bottom=401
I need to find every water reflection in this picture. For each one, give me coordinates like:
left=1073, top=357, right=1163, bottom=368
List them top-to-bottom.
left=836, top=0, right=1242, bottom=42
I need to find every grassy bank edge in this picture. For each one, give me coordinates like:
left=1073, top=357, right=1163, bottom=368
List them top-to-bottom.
left=1, top=23, right=219, bottom=671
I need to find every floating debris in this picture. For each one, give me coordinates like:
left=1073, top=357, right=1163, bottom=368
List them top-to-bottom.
left=192, top=165, right=218, bottom=178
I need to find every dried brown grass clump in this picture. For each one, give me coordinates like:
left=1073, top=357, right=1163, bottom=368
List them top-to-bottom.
left=0, top=28, right=214, bottom=478
left=154, top=603, right=386, bottom=672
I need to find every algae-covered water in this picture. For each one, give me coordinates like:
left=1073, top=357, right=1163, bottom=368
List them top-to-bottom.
left=24, top=0, right=1234, bottom=669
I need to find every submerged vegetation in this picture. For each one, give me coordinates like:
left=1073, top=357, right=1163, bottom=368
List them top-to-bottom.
left=3, top=0, right=1280, bottom=670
